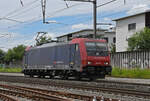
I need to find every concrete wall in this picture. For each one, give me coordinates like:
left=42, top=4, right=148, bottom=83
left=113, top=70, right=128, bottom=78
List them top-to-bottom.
left=116, top=14, right=145, bottom=52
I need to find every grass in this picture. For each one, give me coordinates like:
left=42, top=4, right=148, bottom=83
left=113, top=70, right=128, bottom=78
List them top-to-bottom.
left=0, top=67, right=22, bottom=73
left=111, top=67, right=150, bottom=79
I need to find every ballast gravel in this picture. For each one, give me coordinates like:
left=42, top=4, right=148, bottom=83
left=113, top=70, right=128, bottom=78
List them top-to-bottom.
left=0, top=81, right=149, bottom=101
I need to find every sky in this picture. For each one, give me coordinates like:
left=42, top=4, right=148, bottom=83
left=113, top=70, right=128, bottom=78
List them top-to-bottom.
left=0, top=0, right=150, bottom=51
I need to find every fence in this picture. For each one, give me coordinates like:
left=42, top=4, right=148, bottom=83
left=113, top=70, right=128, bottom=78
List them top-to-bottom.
left=110, top=51, right=150, bottom=69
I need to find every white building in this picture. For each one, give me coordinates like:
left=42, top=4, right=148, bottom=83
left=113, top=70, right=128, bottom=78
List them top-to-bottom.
left=114, top=11, right=150, bottom=52
left=57, top=29, right=116, bottom=49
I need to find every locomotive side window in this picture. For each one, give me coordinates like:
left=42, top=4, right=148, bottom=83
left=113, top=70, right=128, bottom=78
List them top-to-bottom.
left=85, top=42, right=108, bottom=56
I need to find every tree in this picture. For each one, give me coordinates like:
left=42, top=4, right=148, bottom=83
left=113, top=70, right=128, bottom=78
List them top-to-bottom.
left=128, top=27, right=150, bottom=51
left=36, top=32, right=52, bottom=46
left=110, top=43, right=116, bottom=53
left=4, top=45, right=26, bottom=64
left=13, top=45, right=26, bottom=61
left=0, top=49, right=5, bottom=63
left=4, top=49, right=14, bottom=64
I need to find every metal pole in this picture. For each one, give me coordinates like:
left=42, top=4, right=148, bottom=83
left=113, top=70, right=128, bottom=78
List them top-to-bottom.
left=41, top=0, right=46, bottom=23
left=93, top=0, right=97, bottom=39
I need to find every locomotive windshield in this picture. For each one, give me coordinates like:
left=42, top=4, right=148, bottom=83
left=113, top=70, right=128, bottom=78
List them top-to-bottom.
left=85, top=42, right=108, bottom=56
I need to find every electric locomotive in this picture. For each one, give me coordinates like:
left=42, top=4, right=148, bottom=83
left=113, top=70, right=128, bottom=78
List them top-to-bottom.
left=23, top=38, right=112, bottom=80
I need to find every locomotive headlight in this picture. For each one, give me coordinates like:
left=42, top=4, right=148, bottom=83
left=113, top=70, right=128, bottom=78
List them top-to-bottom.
left=88, top=61, right=92, bottom=65
left=104, top=62, right=109, bottom=65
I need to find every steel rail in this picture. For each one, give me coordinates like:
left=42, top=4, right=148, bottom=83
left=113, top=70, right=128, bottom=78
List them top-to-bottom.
left=0, top=75, right=150, bottom=99
left=47, top=81, right=150, bottom=99
left=0, top=84, right=71, bottom=101
left=14, top=85, right=119, bottom=101
left=0, top=92, right=18, bottom=101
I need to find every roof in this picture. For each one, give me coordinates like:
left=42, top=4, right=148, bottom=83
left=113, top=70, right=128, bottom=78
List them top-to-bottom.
left=113, top=10, right=150, bottom=21
left=56, top=29, right=107, bottom=38
left=71, top=38, right=106, bottom=44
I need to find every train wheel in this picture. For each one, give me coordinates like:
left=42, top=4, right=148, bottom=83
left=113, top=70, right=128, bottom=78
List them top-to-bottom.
left=60, top=71, right=69, bottom=80
left=76, top=73, right=81, bottom=81
left=24, top=74, right=29, bottom=78
left=100, top=74, right=105, bottom=79
left=29, top=75, right=33, bottom=78
left=38, top=75, right=44, bottom=78
left=49, top=75, right=54, bottom=79
left=60, top=75, right=68, bottom=80
left=60, top=76, right=65, bottom=80
left=64, top=76, right=68, bottom=80
left=76, top=76, right=81, bottom=81
left=89, top=77, right=96, bottom=81
left=89, top=77, right=93, bottom=81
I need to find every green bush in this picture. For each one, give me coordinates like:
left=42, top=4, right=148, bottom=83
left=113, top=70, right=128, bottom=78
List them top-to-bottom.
left=0, top=67, right=22, bottom=73
left=111, top=67, right=150, bottom=79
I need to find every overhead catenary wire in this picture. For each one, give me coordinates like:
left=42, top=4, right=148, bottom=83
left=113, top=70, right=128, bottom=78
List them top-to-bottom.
left=0, top=0, right=40, bottom=23
left=1, top=0, right=119, bottom=28
left=2, top=0, right=150, bottom=30
left=4, top=0, right=40, bottom=18
left=20, top=0, right=24, bottom=7
left=64, top=0, right=69, bottom=8
left=75, top=0, right=150, bottom=24
left=97, top=0, right=117, bottom=8
left=97, top=0, right=127, bottom=8
left=45, top=2, right=150, bottom=32
left=4, top=3, right=82, bottom=29
left=8, top=3, right=41, bottom=18
left=47, top=3, right=82, bottom=18
left=0, top=17, right=23, bottom=23
left=2, top=18, right=23, bottom=23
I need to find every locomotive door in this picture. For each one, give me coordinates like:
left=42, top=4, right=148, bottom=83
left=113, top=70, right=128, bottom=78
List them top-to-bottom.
left=70, top=44, right=81, bottom=70
left=70, top=44, right=75, bottom=68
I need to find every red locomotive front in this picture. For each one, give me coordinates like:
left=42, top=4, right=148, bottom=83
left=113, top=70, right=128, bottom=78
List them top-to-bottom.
left=71, top=38, right=112, bottom=79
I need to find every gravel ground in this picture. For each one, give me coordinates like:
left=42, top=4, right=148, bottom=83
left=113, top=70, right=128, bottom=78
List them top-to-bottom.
left=0, top=73, right=150, bottom=85
left=105, top=77, right=150, bottom=84
left=0, top=81, right=149, bottom=101
left=0, top=87, right=32, bottom=101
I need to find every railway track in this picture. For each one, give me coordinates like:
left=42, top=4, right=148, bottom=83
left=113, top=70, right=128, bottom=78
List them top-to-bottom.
left=0, top=75, right=149, bottom=100
left=48, top=81, right=150, bottom=98
left=0, top=84, right=71, bottom=101
left=0, top=84, right=119, bottom=101
left=0, top=93, right=18, bottom=101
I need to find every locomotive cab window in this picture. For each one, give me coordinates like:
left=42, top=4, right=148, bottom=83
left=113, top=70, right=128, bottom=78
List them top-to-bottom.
left=85, top=42, right=108, bottom=56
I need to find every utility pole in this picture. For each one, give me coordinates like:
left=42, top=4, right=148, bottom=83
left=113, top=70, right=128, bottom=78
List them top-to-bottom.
left=41, top=0, right=46, bottom=23
left=65, top=0, right=97, bottom=39
left=93, top=0, right=97, bottom=39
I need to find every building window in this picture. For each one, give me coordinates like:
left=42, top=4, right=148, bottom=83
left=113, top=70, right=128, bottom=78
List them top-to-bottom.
left=128, top=23, right=136, bottom=31
left=103, top=37, right=108, bottom=43
left=113, top=37, right=116, bottom=43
